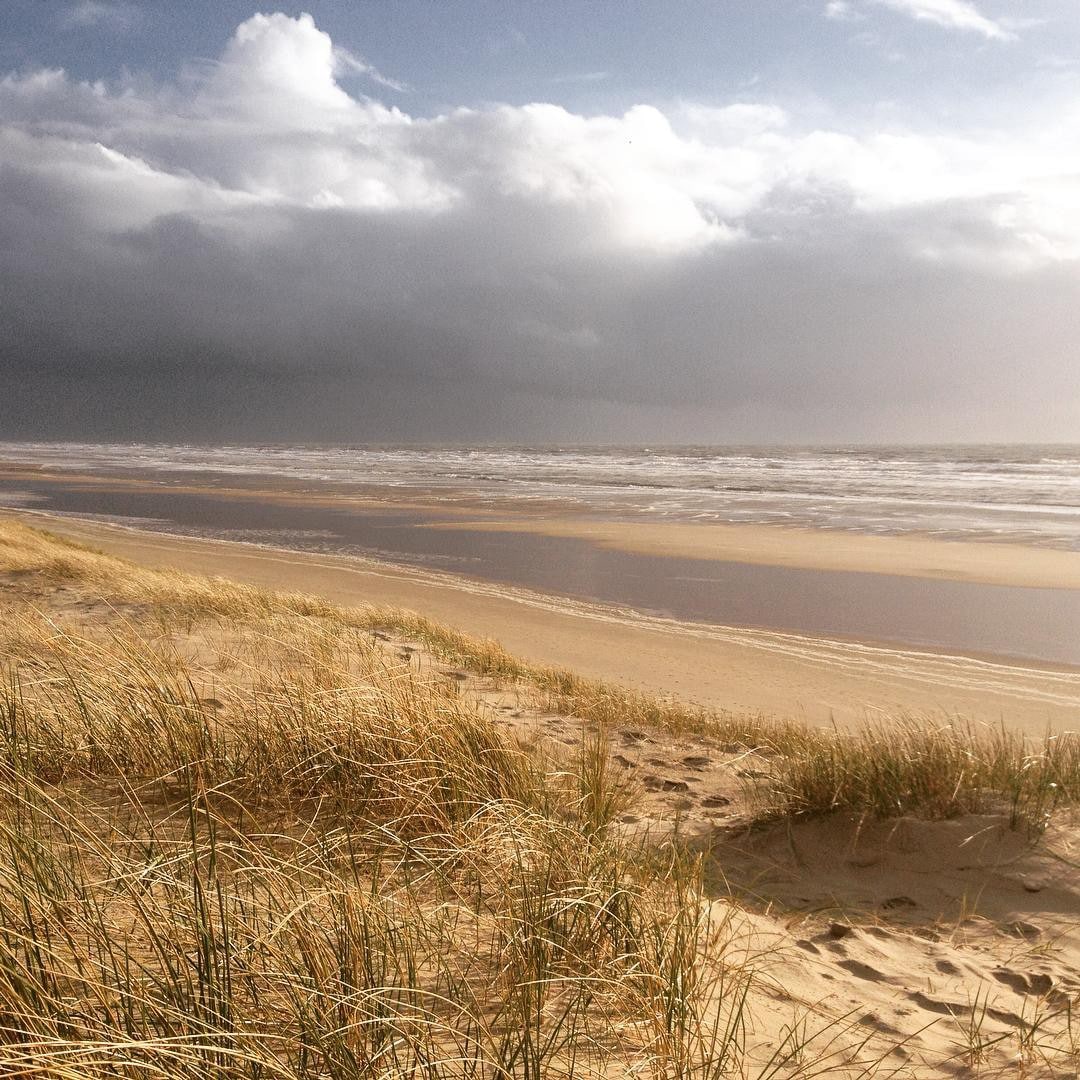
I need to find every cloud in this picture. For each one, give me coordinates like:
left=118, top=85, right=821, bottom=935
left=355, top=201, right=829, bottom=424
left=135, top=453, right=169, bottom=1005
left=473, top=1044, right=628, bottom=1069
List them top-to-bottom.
left=866, top=0, right=1015, bottom=40
left=60, top=1, right=142, bottom=32
left=824, top=2, right=864, bottom=22
left=1, top=10, right=1078, bottom=441
left=334, top=46, right=409, bottom=94
left=550, top=71, right=611, bottom=85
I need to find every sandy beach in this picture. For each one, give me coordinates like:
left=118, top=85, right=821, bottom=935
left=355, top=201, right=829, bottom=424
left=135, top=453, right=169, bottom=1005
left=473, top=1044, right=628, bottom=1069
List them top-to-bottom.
left=6, top=462, right=1080, bottom=589
left=18, top=510, right=1080, bottom=735
left=423, top=513, right=1080, bottom=590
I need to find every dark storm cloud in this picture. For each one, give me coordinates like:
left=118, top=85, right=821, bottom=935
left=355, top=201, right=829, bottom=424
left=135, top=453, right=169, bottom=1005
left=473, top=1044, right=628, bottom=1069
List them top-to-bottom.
left=2, top=11, right=1079, bottom=442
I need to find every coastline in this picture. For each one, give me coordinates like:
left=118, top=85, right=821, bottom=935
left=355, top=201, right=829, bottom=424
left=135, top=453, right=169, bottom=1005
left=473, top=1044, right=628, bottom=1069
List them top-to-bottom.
left=3, top=462, right=1080, bottom=590
left=14, top=509, right=1080, bottom=735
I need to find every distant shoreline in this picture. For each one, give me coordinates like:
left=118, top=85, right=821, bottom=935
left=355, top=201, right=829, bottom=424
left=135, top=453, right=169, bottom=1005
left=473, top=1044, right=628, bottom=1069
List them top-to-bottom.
left=1, top=439, right=1078, bottom=552
left=3, top=462, right=1080, bottom=590
left=11, top=508, right=1080, bottom=735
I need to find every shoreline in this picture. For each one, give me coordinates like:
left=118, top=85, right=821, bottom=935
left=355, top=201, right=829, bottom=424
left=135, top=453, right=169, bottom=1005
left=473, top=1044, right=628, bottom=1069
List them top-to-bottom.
left=3, top=462, right=1080, bottom=589
left=13, top=509, right=1080, bottom=735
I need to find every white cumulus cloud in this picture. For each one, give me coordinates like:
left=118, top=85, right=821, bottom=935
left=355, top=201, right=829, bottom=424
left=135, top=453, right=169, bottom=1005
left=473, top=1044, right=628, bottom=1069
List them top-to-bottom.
left=1, top=10, right=1078, bottom=442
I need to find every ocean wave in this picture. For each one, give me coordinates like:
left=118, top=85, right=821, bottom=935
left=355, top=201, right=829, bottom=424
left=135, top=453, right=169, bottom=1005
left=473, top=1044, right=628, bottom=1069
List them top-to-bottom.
left=2, top=441, right=1079, bottom=549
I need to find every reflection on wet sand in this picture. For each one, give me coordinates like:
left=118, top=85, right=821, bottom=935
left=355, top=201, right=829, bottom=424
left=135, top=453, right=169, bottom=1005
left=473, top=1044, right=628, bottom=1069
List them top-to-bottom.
left=3, top=472, right=1080, bottom=668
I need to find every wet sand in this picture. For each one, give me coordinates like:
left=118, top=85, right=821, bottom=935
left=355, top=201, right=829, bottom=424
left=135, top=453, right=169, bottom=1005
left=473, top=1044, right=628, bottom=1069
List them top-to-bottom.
left=5, top=463, right=1080, bottom=588
left=4, top=469, right=1080, bottom=666
left=13, top=511, right=1080, bottom=734
left=423, top=514, right=1080, bottom=589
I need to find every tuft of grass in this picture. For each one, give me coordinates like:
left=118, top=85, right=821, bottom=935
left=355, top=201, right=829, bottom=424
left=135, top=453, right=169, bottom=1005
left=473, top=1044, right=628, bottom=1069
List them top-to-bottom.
left=0, top=520, right=779, bottom=1077
left=0, top=610, right=538, bottom=831
left=763, top=717, right=1080, bottom=831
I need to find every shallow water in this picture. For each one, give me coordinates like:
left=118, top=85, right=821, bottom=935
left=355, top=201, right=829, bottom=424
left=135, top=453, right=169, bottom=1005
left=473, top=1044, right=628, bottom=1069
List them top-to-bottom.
left=2, top=441, right=1079, bottom=548
left=5, top=475, right=1080, bottom=668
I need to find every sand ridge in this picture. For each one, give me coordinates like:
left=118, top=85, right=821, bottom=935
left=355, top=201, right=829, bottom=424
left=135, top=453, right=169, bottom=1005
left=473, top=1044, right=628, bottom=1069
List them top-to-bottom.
left=420, top=514, right=1080, bottom=590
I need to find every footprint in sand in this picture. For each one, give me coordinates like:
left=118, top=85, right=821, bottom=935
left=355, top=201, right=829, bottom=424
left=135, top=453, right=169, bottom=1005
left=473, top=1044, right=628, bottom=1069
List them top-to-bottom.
left=681, top=755, right=711, bottom=769
left=642, top=775, right=690, bottom=793
left=701, top=795, right=731, bottom=808
left=846, top=854, right=880, bottom=868
left=881, top=895, right=918, bottom=911
left=1005, top=920, right=1042, bottom=940
left=837, top=959, right=893, bottom=983
left=994, top=969, right=1055, bottom=997
left=907, top=991, right=968, bottom=1017
left=909, top=992, right=1024, bottom=1027
left=859, top=1012, right=903, bottom=1036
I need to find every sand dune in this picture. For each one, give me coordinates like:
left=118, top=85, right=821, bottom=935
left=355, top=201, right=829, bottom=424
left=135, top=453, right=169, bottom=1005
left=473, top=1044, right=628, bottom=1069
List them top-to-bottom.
left=5, top=517, right=1080, bottom=1075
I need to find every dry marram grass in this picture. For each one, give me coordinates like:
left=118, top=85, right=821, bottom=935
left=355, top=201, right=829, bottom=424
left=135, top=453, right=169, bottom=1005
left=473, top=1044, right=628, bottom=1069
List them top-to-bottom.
left=1, top=517, right=1079, bottom=1076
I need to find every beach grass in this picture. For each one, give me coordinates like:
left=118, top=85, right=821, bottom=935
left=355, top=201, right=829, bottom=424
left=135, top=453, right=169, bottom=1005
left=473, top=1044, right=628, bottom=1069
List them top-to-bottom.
left=1, top=518, right=1079, bottom=1076
left=3, top=518, right=1078, bottom=830
left=0, top=520, right=804, bottom=1077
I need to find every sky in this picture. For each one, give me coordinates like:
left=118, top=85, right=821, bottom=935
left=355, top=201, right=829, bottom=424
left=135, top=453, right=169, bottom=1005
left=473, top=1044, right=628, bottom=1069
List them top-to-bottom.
left=3, top=1, right=1080, bottom=444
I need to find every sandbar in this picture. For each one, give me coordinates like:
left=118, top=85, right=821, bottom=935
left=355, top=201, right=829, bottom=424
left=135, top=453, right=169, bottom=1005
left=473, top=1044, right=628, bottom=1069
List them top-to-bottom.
left=422, top=515, right=1080, bottom=590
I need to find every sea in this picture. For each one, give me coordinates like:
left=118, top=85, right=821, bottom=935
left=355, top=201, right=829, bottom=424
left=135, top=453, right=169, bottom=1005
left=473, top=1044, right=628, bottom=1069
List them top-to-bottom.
left=1, top=441, right=1079, bottom=549
left=2, top=442, right=1080, bottom=663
